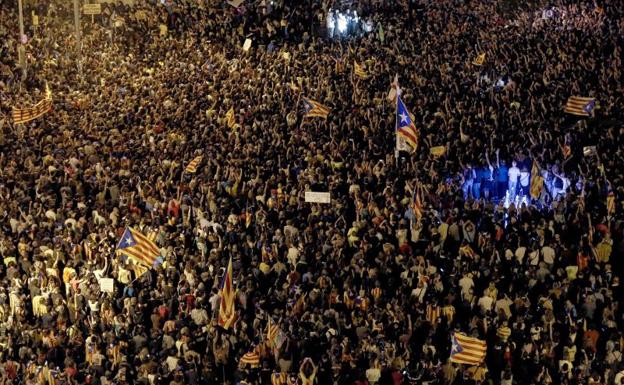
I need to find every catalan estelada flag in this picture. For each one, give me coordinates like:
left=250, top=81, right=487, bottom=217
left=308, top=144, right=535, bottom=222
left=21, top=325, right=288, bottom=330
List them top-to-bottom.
left=472, top=53, right=486, bottom=66
left=353, top=61, right=368, bottom=79
left=12, top=84, right=53, bottom=124
left=396, top=96, right=419, bottom=150
left=564, top=96, right=596, bottom=116
left=302, top=97, right=330, bottom=119
left=185, top=155, right=203, bottom=173
left=116, top=227, right=162, bottom=268
left=218, top=256, right=237, bottom=329
left=450, top=332, right=487, bottom=365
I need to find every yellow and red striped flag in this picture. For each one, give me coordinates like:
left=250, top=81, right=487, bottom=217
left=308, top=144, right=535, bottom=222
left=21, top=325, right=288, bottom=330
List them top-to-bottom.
left=472, top=53, right=486, bottom=66
left=353, top=61, right=368, bottom=79
left=12, top=84, right=53, bottom=124
left=564, top=96, right=596, bottom=116
left=302, top=97, right=330, bottom=119
left=225, top=107, right=237, bottom=129
left=561, top=144, right=572, bottom=159
left=185, top=155, right=203, bottom=173
left=530, top=162, right=544, bottom=199
left=411, top=186, right=423, bottom=222
left=607, top=192, right=615, bottom=215
left=116, top=227, right=162, bottom=268
left=83, top=239, right=93, bottom=260
left=459, top=244, right=476, bottom=258
left=218, top=256, right=237, bottom=329
left=290, top=292, right=307, bottom=317
left=426, top=304, right=441, bottom=325
left=266, top=317, right=281, bottom=348
left=450, top=332, right=487, bottom=365
left=240, top=350, right=260, bottom=368
left=272, top=372, right=288, bottom=385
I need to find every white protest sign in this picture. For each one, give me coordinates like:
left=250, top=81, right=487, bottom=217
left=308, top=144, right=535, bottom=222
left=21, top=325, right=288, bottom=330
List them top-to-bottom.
left=83, top=3, right=102, bottom=15
left=242, top=38, right=252, bottom=52
left=305, top=192, right=331, bottom=204
left=100, top=278, right=115, bottom=293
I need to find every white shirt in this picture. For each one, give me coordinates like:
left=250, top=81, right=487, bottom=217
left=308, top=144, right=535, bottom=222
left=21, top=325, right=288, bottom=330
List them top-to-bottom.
left=508, top=166, right=520, bottom=182
left=520, top=170, right=530, bottom=186
left=515, top=246, right=527, bottom=264
left=458, top=276, right=474, bottom=295
left=478, top=295, right=494, bottom=313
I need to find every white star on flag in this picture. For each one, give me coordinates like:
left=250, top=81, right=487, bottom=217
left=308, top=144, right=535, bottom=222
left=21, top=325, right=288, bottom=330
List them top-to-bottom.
left=400, top=112, right=409, bottom=123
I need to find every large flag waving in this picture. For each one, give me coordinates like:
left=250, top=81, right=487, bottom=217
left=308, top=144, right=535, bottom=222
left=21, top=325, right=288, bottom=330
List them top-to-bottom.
left=12, top=84, right=53, bottom=124
left=396, top=96, right=419, bottom=151
left=564, top=96, right=596, bottom=116
left=302, top=97, right=330, bottom=119
left=529, top=161, right=544, bottom=199
left=116, top=227, right=162, bottom=268
left=218, top=257, right=237, bottom=329
left=450, top=332, right=487, bottom=365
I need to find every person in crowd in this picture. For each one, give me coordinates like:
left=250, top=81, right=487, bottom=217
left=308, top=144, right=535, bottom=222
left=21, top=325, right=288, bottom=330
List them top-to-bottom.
left=0, top=0, right=622, bottom=384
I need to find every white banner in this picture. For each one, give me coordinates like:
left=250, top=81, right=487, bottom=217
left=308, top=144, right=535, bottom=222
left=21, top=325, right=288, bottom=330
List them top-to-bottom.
left=305, top=191, right=331, bottom=204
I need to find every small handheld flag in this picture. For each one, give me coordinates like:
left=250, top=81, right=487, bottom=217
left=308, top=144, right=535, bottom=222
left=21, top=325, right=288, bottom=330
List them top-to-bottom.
left=472, top=53, right=486, bottom=66
left=353, top=61, right=368, bottom=79
left=225, top=107, right=237, bottom=128
left=185, top=155, right=203, bottom=174
left=411, top=185, right=423, bottom=222
left=607, top=192, right=615, bottom=215
left=218, top=257, right=237, bottom=329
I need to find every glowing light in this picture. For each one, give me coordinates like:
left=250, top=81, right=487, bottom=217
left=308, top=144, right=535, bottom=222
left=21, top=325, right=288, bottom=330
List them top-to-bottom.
left=337, top=14, right=348, bottom=34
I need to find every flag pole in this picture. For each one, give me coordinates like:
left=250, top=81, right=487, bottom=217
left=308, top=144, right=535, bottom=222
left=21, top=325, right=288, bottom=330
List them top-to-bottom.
left=394, top=95, right=399, bottom=164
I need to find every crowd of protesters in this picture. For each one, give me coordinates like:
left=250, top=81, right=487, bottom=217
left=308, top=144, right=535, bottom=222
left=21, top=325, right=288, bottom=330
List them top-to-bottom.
left=0, top=0, right=623, bottom=384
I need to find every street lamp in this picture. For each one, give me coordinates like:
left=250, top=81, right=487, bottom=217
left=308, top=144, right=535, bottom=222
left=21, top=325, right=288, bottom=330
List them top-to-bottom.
left=17, top=0, right=26, bottom=78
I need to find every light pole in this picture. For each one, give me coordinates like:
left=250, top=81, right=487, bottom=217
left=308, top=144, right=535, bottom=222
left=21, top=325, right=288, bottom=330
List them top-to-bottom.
left=17, top=0, right=26, bottom=78
left=73, top=0, right=82, bottom=74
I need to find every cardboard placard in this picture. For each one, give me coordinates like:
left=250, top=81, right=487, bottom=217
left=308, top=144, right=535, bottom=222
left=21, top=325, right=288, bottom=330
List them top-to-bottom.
left=83, top=3, right=102, bottom=15
left=242, top=38, right=252, bottom=52
left=305, top=191, right=331, bottom=204
left=100, top=278, right=115, bottom=293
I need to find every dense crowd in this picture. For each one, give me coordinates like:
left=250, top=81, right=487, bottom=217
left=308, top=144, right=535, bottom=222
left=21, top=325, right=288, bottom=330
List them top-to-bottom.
left=0, top=0, right=623, bottom=384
